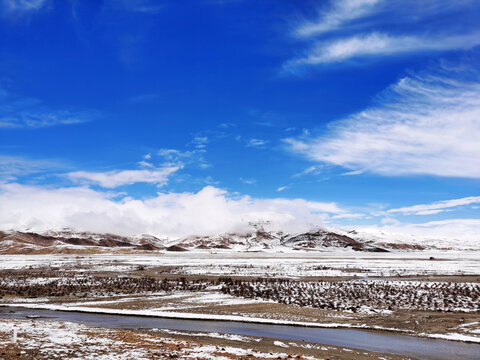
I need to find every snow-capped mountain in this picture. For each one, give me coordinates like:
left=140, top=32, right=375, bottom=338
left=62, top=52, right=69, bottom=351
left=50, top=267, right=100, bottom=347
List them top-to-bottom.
left=0, top=223, right=476, bottom=254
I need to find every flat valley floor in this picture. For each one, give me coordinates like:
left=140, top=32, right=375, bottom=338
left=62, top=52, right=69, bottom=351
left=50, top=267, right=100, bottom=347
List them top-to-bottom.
left=0, top=251, right=479, bottom=359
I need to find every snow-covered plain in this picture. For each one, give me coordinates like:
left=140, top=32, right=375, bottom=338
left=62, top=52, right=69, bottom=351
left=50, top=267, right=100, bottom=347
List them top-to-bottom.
left=1, top=248, right=479, bottom=355
left=0, top=250, right=479, bottom=277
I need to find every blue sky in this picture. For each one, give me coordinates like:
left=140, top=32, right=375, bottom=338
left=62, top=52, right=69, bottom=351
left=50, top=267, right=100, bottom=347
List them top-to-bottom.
left=0, top=0, right=479, bottom=238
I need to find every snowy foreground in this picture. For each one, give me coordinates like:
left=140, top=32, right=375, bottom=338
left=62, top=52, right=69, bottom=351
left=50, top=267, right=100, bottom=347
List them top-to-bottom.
left=0, top=250, right=479, bottom=359
left=0, top=318, right=419, bottom=360
left=0, top=319, right=311, bottom=360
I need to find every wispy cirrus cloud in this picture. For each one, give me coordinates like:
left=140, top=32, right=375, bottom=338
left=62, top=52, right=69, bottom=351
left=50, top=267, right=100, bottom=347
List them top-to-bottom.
left=1, top=0, right=48, bottom=17
left=106, top=0, right=165, bottom=14
left=204, top=0, right=245, bottom=5
left=286, top=0, right=480, bottom=70
left=294, top=0, right=473, bottom=38
left=295, top=0, right=380, bottom=38
left=289, top=32, right=480, bottom=66
left=285, top=65, right=480, bottom=178
left=0, top=87, right=98, bottom=128
left=192, top=136, right=209, bottom=149
left=246, top=138, right=268, bottom=148
left=158, top=146, right=211, bottom=170
left=157, top=149, right=196, bottom=160
left=0, top=155, right=61, bottom=182
left=137, top=160, right=154, bottom=168
left=65, top=165, right=181, bottom=188
left=293, top=165, right=322, bottom=178
left=240, top=177, right=256, bottom=185
left=388, top=196, right=480, bottom=216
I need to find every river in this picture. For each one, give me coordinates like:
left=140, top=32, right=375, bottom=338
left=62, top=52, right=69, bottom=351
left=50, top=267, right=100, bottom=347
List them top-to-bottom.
left=1, top=306, right=479, bottom=360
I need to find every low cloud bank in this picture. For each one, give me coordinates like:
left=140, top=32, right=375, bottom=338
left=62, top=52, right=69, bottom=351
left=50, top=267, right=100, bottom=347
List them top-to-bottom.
left=0, top=183, right=344, bottom=238
left=357, top=219, right=480, bottom=249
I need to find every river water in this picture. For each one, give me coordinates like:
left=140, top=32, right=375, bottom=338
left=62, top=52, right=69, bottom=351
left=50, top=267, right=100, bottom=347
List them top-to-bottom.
left=1, top=306, right=479, bottom=360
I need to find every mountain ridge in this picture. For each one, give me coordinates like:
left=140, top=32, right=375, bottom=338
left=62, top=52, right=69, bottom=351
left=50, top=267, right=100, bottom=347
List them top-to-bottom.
left=0, top=227, right=437, bottom=254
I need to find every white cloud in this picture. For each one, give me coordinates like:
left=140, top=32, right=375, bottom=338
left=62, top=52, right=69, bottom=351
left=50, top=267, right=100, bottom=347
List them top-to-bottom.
left=2, top=0, right=47, bottom=16
left=108, top=0, right=165, bottom=14
left=205, top=0, right=244, bottom=5
left=288, top=0, right=480, bottom=69
left=294, top=0, right=473, bottom=38
left=295, top=0, right=381, bottom=37
left=289, top=32, right=480, bottom=66
left=285, top=66, right=480, bottom=178
left=0, top=86, right=96, bottom=128
left=0, top=108, right=94, bottom=128
left=218, top=122, right=236, bottom=129
left=192, top=136, right=209, bottom=149
left=247, top=138, right=268, bottom=148
left=158, top=147, right=210, bottom=170
left=157, top=149, right=195, bottom=160
left=0, top=155, right=60, bottom=182
left=137, top=160, right=154, bottom=168
left=198, top=162, right=211, bottom=169
left=65, top=165, right=181, bottom=188
left=293, top=165, right=322, bottom=178
left=341, top=169, right=364, bottom=176
left=203, top=176, right=219, bottom=185
left=240, top=178, right=256, bottom=185
left=0, top=183, right=347, bottom=237
left=277, top=186, right=288, bottom=192
left=388, top=196, right=480, bottom=215
left=332, top=213, right=366, bottom=220
left=357, top=218, right=480, bottom=249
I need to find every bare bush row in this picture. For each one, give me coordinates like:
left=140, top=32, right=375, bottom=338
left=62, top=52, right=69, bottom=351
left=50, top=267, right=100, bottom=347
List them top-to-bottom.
left=2, top=270, right=478, bottom=313
left=0, top=271, right=208, bottom=298
left=220, top=278, right=480, bottom=312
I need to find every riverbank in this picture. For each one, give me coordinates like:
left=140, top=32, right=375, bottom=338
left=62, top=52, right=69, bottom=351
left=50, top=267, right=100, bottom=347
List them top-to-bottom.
left=2, top=303, right=480, bottom=345
left=1, top=306, right=480, bottom=360
left=0, top=318, right=415, bottom=360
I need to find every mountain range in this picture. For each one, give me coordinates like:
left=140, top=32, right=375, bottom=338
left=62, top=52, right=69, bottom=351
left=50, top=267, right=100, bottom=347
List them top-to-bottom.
left=0, top=227, right=435, bottom=254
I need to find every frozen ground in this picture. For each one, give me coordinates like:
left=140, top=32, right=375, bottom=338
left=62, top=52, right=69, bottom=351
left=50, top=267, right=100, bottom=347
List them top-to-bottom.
left=0, top=250, right=479, bottom=277
left=0, top=250, right=479, bottom=358
left=1, top=269, right=479, bottom=344
left=0, top=319, right=413, bottom=360
left=0, top=319, right=306, bottom=360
